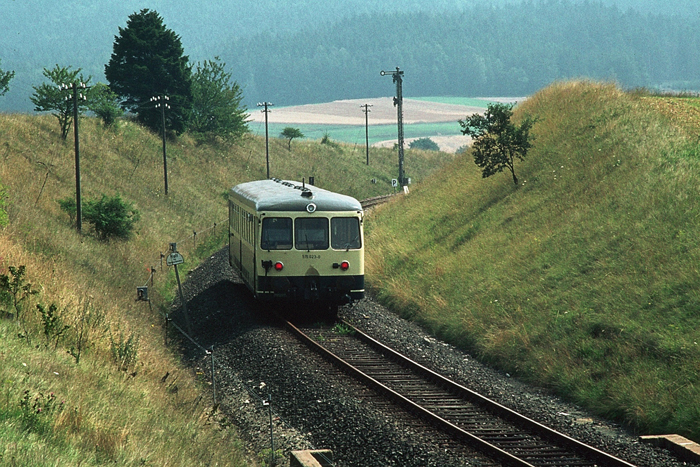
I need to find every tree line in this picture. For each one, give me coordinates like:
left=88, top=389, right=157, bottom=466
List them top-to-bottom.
left=224, top=1, right=700, bottom=107
left=3, top=2, right=699, bottom=124
left=1, top=9, right=249, bottom=141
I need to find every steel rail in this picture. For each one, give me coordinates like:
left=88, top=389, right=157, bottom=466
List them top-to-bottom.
left=360, top=193, right=396, bottom=209
left=285, top=318, right=637, bottom=467
left=285, top=319, right=533, bottom=466
left=341, top=320, right=637, bottom=467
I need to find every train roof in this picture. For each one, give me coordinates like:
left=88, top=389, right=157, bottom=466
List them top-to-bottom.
left=230, top=179, right=363, bottom=212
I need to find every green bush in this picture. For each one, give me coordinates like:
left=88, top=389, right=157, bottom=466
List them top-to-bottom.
left=88, top=83, right=122, bottom=128
left=409, top=137, right=440, bottom=151
left=59, top=194, right=140, bottom=240
left=84, top=194, right=140, bottom=240
left=57, top=196, right=77, bottom=224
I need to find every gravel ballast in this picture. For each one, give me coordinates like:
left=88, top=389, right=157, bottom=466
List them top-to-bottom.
left=171, top=248, right=698, bottom=467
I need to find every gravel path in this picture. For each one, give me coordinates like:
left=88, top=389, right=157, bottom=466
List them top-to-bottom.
left=171, top=248, right=697, bottom=467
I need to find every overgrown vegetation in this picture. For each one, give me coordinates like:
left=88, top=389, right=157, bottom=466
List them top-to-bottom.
left=30, top=64, right=92, bottom=140
left=366, top=81, right=700, bottom=440
left=0, top=109, right=450, bottom=465
left=409, top=137, right=439, bottom=151
left=59, top=193, right=140, bottom=240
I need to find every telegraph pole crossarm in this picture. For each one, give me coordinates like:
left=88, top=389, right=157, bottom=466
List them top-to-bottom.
left=380, top=67, right=406, bottom=186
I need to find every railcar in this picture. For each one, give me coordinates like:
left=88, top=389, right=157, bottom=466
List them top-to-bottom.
left=228, top=178, right=364, bottom=314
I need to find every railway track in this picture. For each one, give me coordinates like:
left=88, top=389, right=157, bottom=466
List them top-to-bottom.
left=360, top=193, right=397, bottom=210
left=285, top=318, right=637, bottom=467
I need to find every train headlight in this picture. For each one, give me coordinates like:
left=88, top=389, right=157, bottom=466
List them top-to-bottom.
left=340, top=260, right=350, bottom=271
left=274, top=261, right=284, bottom=271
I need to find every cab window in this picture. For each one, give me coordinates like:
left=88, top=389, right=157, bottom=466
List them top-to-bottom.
left=261, top=217, right=292, bottom=250
left=331, top=217, right=361, bottom=250
left=295, top=218, right=329, bottom=250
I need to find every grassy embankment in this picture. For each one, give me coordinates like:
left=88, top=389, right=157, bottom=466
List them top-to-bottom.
left=365, top=81, right=700, bottom=440
left=0, top=112, right=453, bottom=466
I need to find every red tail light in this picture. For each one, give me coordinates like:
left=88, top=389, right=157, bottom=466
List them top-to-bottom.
left=340, top=260, right=350, bottom=271
left=274, top=261, right=284, bottom=271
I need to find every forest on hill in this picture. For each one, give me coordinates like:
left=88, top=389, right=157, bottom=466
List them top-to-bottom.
left=1, top=0, right=699, bottom=112
left=226, top=1, right=700, bottom=107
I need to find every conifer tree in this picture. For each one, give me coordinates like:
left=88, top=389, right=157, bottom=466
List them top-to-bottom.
left=105, top=9, right=192, bottom=134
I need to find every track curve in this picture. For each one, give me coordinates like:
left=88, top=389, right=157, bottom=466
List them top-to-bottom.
left=287, top=318, right=636, bottom=467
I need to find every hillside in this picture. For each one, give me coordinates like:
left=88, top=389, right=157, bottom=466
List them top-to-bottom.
left=2, top=0, right=700, bottom=112
left=226, top=2, right=700, bottom=108
left=365, top=81, right=700, bottom=440
left=0, top=114, right=452, bottom=464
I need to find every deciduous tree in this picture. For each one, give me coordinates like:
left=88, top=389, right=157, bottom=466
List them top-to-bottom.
left=105, top=9, right=192, bottom=134
left=189, top=57, right=249, bottom=141
left=0, top=59, right=15, bottom=96
left=30, top=65, right=91, bottom=140
left=88, top=83, right=122, bottom=127
left=459, top=103, right=534, bottom=186
left=281, top=127, right=304, bottom=150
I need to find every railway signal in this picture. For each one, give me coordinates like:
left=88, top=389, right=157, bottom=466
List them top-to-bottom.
left=380, top=67, right=406, bottom=186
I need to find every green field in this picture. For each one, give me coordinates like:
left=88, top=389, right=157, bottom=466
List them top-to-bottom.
left=248, top=96, right=499, bottom=146
left=250, top=121, right=465, bottom=146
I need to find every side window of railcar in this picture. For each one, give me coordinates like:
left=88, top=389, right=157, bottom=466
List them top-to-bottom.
left=261, top=217, right=292, bottom=250
left=331, top=217, right=361, bottom=250
left=295, top=218, right=329, bottom=250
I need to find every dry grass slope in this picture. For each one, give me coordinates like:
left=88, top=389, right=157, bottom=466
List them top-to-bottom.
left=0, top=112, right=452, bottom=465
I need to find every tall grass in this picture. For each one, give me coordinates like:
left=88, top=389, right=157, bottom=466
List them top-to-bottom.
left=366, top=81, right=700, bottom=440
left=0, top=112, right=453, bottom=465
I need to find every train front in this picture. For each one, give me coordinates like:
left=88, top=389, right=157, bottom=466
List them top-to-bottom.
left=255, top=183, right=365, bottom=309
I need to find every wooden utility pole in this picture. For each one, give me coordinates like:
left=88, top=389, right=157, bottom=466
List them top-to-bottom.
left=61, top=82, right=88, bottom=234
left=72, top=83, right=82, bottom=234
left=151, top=95, right=170, bottom=195
left=258, top=102, right=274, bottom=178
left=361, top=104, right=372, bottom=165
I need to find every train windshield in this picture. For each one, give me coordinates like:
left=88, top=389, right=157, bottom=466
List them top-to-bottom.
left=261, top=217, right=293, bottom=250
left=331, top=217, right=361, bottom=250
left=295, top=218, right=329, bottom=250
